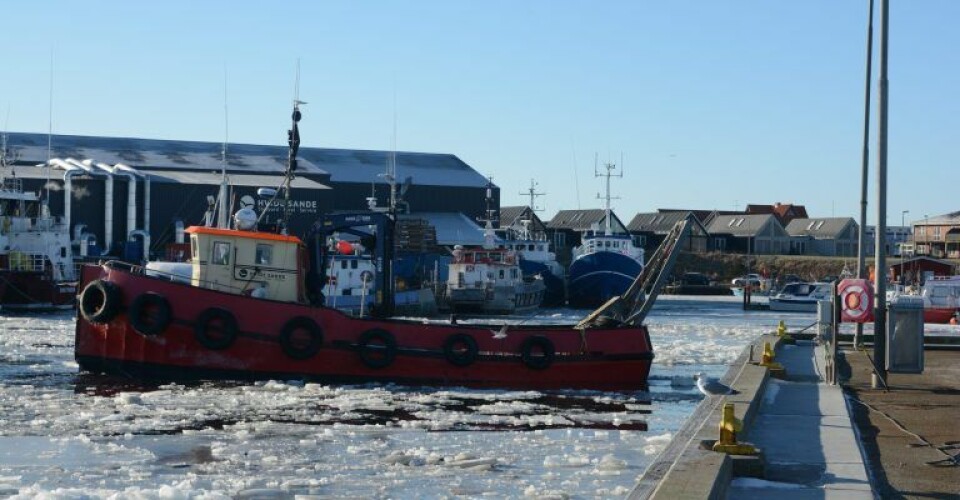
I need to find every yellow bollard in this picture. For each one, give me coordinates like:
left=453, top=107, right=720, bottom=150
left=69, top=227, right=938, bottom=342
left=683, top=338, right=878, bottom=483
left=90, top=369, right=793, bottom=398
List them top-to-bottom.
left=776, top=319, right=795, bottom=344
left=759, top=341, right=787, bottom=377
left=761, top=342, right=775, bottom=365
left=712, top=403, right=757, bottom=455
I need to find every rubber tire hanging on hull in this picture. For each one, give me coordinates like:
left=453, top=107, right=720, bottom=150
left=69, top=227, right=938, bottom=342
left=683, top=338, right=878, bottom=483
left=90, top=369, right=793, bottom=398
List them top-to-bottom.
left=79, top=279, right=122, bottom=324
left=128, top=292, right=172, bottom=336
left=194, top=308, right=239, bottom=350
left=279, top=317, right=324, bottom=360
left=356, top=329, right=397, bottom=369
left=443, top=333, right=479, bottom=367
left=520, top=336, right=555, bottom=370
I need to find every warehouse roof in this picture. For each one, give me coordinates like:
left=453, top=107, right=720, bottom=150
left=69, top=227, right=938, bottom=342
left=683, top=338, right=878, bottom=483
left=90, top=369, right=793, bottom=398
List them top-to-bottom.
left=6, top=132, right=490, bottom=188
left=547, top=209, right=628, bottom=233
left=401, top=212, right=491, bottom=246
left=706, top=214, right=779, bottom=237
left=785, top=217, right=857, bottom=239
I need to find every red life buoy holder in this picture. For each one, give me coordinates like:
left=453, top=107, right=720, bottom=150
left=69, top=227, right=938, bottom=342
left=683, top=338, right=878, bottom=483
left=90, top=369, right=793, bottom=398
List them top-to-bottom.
left=839, top=279, right=874, bottom=323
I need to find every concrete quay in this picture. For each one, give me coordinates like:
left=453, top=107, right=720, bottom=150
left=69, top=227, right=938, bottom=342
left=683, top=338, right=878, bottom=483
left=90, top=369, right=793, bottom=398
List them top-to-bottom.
left=631, top=333, right=872, bottom=499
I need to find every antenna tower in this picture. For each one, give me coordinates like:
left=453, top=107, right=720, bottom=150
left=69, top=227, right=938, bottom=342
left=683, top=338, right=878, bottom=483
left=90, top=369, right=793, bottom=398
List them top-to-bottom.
left=595, top=153, right=623, bottom=236
left=520, top=178, right=545, bottom=212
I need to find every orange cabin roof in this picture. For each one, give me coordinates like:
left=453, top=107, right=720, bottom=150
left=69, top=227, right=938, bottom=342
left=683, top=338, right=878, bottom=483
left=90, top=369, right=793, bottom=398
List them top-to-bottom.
left=185, top=226, right=303, bottom=245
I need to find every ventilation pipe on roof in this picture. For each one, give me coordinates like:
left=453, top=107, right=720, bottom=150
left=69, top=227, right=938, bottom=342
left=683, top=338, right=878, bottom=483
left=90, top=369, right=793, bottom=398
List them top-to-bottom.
left=48, top=159, right=82, bottom=236
left=92, top=162, right=115, bottom=253
left=113, top=163, right=140, bottom=241
left=144, top=174, right=151, bottom=240
left=128, top=229, right=150, bottom=262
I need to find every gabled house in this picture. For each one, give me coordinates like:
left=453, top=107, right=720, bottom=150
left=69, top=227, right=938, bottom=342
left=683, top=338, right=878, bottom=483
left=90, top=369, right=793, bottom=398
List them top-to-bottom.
left=746, top=203, right=809, bottom=226
left=497, top=206, right=547, bottom=238
left=546, top=209, right=629, bottom=266
left=627, top=211, right=711, bottom=255
left=706, top=214, right=791, bottom=255
left=785, top=217, right=859, bottom=257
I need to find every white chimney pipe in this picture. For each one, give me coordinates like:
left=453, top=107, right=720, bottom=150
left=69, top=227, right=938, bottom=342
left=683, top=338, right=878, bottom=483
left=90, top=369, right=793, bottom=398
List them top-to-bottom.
left=48, top=159, right=82, bottom=236
left=93, top=162, right=115, bottom=253
left=112, top=163, right=139, bottom=240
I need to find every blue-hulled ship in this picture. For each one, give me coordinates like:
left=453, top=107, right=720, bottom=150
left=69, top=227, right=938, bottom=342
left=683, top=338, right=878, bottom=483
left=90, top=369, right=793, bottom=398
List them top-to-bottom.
left=565, top=161, right=644, bottom=308
left=497, top=199, right=565, bottom=307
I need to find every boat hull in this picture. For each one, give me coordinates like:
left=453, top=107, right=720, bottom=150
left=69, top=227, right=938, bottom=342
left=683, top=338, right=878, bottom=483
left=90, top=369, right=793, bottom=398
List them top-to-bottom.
left=567, top=252, right=642, bottom=309
left=519, top=259, right=565, bottom=307
left=75, top=264, right=654, bottom=391
left=0, top=270, right=76, bottom=311
left=767, top=298, right=821, bottom=312
left=924, top=307, right=958, bottom=324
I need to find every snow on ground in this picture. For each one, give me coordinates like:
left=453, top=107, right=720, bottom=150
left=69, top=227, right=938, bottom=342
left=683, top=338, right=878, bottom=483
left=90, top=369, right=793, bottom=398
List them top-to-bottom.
left=3, top=299, right=938, bottom=497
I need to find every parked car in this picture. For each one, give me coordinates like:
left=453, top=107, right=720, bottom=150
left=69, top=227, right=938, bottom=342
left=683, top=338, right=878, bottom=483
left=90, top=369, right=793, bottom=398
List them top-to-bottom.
left=679, top=272, right=711, bottom=286
left=731, top=273, right=762, bottom=287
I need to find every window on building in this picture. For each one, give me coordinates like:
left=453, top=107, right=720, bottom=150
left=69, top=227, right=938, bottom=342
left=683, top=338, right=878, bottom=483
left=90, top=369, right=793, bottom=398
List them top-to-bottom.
left=807, top=221, right=816, bottom=230
left=815, top=221, right=824, bottom=230
left=934, top=227, right=942, bottom=239
left=212, top=241, right=231, bottom=265
left=255, top=243, right=273, bottom=265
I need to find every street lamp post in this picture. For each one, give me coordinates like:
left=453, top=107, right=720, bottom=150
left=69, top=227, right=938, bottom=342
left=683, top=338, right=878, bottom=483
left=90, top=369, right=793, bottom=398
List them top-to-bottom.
left=900, top=210, right=909, bottom=286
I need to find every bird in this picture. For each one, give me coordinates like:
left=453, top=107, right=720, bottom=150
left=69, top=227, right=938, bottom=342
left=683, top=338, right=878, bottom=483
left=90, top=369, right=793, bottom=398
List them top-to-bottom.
left=491, top=324, right=508, bottom=339
left=694, top=372, right=737, bottom=397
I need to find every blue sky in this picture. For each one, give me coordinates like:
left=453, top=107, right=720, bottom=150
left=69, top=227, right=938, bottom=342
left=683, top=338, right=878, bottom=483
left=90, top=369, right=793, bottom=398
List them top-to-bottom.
left=2, top=1, right=957, bottom=226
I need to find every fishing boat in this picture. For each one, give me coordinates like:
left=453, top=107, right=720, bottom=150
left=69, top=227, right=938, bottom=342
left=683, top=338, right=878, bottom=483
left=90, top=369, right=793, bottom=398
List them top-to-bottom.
left=73, top=103, right=693, bottom=391
left=0, top=137, right=77, bottom=311
left=566, top=161, right=644, bottom=308
left=323, top=238, right=437, bottom=317
left=445, top=243, right=545, bottom=314
left=767, top=282, right=834, bottom=312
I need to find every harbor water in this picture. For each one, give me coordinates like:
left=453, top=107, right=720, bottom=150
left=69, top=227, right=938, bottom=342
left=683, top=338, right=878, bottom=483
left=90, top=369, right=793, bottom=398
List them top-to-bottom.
left=2, top=296, right=936, bottom=498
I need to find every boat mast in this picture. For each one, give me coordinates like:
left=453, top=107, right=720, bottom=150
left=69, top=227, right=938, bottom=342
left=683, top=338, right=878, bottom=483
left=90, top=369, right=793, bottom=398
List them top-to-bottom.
left=282, top=62, right=304, bottom=235
left=217, top=69, right=230, bottom=229
left=595, top=154, right=623, bottom=236
left=520, top=178, right=545, bottom=213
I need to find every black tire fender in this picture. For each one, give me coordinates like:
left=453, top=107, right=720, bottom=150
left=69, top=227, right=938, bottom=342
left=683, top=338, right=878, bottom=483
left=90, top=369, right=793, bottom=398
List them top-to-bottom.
left=79, top=279, right=121, bottom=324
left=128, top=292, right=172, bottom=336
left=194, top=308, right=239, bottom=350
left=280, top=316, right=324, bottom=360
left=356, top=329, right=397, bottom=369
left=443, top=333, right=479, bottom=367
left=520, top=336, right=555, bottom=370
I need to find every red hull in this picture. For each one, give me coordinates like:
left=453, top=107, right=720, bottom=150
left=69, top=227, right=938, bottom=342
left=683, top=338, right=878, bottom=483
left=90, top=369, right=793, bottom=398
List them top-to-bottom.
left=74, top=264, right=654, bottom=391
left=0, top=270, right=76, bottom=311
left=924, top=307, right=958, bottom=324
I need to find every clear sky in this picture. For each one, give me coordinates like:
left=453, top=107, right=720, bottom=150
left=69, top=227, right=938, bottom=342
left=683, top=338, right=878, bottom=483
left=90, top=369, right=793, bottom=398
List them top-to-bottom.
left=2, top=1, right=957, bottom=226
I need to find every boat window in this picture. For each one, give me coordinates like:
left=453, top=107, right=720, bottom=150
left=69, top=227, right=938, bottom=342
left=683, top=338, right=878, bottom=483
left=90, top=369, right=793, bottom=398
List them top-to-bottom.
left=191, top=237, right=198, bottom=259
left=604, top=240, right=611, bottom=248
left=212, top=241, right=231, bottom=265
left=255, top=243, right=273, bottom=265
left=529, top=244, right=535, bottom=252
left=61, top=247, right=67, bottom=258
left=491, top=253, right=502, bottom=262
left=341, top=260, right=348, bottom=269
left=351, top=260, right=358, bottom=269
left=511, top=269, right=518, bottom=279
left=499, top=270, right=505, bottom=279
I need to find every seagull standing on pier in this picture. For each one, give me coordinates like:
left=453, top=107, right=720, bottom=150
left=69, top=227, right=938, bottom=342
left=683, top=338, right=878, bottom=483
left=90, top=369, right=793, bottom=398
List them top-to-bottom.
left=694, top=372, right=737, bottom=397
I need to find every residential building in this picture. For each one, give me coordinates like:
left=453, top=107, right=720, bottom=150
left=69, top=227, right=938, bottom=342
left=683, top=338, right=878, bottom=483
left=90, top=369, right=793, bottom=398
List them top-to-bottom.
left=745, top=202, right=809, bottom=226
left=627, top=211, right=710, bottom=255
left=912, top=212, right=960, bottom=258
left=706, top=214, right=791, bottom=255
left=785, top=218, right=859, bottom=257
left=863, top=225, right=912, bottom=257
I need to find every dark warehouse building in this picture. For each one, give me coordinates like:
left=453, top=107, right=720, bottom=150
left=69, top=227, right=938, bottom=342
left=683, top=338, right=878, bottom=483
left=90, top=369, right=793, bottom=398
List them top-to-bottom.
left=4, top=132, right=497, bottom=258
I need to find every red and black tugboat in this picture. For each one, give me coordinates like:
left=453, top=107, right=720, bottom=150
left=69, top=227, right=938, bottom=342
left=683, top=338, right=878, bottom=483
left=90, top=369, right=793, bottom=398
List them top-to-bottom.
left=74, top=103, right=692, bottom=391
